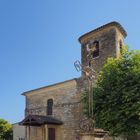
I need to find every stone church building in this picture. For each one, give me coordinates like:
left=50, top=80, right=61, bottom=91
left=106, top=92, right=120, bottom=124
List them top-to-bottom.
left=19, top=22, right=128, bottom=140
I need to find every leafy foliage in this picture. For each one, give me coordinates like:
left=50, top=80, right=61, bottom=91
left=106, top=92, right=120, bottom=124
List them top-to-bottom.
left=82, top=47, right=140, bottom=137
left=0, top=118, right=13, bottom=139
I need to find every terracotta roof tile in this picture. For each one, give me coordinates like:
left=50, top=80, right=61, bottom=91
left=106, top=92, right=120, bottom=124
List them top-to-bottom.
left=19, top=115, right=63, bottom=126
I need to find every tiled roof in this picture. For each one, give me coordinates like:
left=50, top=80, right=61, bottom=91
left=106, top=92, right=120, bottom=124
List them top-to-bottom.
left=19, top=115, right=63, bottom=126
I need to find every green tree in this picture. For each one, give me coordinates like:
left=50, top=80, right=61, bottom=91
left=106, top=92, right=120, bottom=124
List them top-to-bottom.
left=82, top=47, right=140, bottom=137
left=0, top=118, right=13, bottom=140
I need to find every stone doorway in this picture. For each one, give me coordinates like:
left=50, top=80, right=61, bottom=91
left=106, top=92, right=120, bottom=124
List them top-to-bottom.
left=19, top=115, right=63, bottom=140
left=48, top=128, right=55, bottom=140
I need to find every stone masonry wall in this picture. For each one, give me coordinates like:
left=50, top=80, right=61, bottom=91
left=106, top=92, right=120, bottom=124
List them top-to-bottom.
left=24, top=23, right=126, bottom=140
left=81, top=27, right=119, bottom=74
left=25, top=80, right=83, bottom=140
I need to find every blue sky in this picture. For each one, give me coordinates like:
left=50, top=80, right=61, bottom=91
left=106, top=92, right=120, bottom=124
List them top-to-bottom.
left=0, top=0, right=140, bottom=123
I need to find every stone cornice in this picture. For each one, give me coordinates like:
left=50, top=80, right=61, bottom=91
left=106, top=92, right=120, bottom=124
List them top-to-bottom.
left=79, top=21, right=127, bottom=44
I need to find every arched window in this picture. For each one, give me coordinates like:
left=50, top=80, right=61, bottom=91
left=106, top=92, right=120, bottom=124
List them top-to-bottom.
left=86, top=40, right=99, bottom=60
left=119, top=40, right=123, bottom=51
left=92, top=41, right=99, bottom=58
left=47, top=99, right=53, bottom=115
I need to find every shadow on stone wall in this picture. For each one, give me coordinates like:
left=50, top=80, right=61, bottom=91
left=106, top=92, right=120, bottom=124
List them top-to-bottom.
left=127, top=134, right=140, bottom=140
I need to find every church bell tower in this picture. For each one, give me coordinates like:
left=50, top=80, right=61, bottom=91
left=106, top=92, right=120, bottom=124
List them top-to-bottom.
left=78, top=21, right=127, bottom=77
